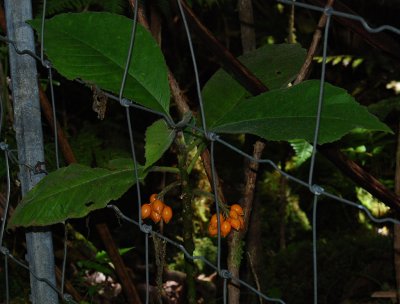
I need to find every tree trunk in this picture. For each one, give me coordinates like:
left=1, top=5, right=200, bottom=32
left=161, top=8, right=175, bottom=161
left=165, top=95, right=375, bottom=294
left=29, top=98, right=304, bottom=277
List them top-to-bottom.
left=238, top=0, right=256, bottom=54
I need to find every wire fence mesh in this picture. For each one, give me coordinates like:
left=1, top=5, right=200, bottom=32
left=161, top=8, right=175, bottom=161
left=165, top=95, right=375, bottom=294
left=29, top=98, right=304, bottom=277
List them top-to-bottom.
left=0, top=0, right=400, bottom=303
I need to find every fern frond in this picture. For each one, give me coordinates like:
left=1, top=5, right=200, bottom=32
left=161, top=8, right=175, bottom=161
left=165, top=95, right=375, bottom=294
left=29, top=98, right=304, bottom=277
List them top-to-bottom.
left=289, top=139, right=313, bottom=168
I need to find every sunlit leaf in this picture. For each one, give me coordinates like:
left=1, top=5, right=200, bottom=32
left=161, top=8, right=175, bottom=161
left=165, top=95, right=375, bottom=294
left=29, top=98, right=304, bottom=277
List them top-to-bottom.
left=29, top=12, right=170, bottom=115
left=210, top=80, right=392, bottom=144
left=8, top=160, right=145, bottom=227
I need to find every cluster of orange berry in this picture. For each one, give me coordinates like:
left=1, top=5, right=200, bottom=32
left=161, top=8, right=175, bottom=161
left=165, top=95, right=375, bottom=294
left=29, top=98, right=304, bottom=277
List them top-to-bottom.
left=141, top=193, right=173, bottom=224
left=208, top=204, right=244, bottom=237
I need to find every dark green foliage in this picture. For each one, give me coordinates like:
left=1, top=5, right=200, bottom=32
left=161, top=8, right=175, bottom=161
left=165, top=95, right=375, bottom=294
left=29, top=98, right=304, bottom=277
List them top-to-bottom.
left=35, top=0, right=127, bottom=17
left=202, top=43, right=307, bottom=129
left=144, top=119, right=176, bottom=169
left=69, top=122, right=131, bottom=167
left=264, top=235, right=394, bottom=304
left=0, top=254, right=30, bottom=303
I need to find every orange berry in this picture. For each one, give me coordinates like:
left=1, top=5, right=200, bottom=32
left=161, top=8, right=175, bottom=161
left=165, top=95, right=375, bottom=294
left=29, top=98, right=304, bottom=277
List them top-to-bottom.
left=149, top=193, right=158, bottom=203
left=152, top=199, right=164, bottom=214
left=141, top=204, right=152, bottom=219
left=231, top=204, right=244, bottom=216
left=161, top=205, right=173, bottom=224
left=229, top=209, right=239, bottom=220
left=151, top=210, right=162, bottom=223
left=210, top=213, right=224, bottom=228
left=228, top=217, right=241, bottom=231
left=221, top=221, right=232, bottom=237
left=208, top=224, right=218, bottom=237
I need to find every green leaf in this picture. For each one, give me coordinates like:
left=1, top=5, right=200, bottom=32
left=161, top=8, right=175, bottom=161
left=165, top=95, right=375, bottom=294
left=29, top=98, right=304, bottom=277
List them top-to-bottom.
left=29, top=12, right=170, bottom=115
left=202, top=43, right=306, bottom=128
left=210, top=80, right=392, bottom=144
left=144, top=119, right=176, bottom=169
left=289, top=139, right=313, bottom=167
left=8, top=160, right=145, bottom=227
left=96, top=247, right=134, bottom=263
left=77, top=260, right=114, bottom=276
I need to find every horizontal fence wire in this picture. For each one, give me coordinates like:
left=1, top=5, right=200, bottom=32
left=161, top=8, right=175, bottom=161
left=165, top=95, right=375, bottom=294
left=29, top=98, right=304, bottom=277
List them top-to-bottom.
left=0, top=0, right=399, bottom=303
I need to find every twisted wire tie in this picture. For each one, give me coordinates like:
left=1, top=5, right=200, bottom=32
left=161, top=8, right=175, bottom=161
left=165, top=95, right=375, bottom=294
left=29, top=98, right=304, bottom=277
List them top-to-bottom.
left=324, top=6, right=333, bottom=16
left=41, top=59, right=52, bottom=69
left=119, top=98, right=131, bottom=108
left=206, top=132, right=218, bottom=141
left=0, top=142, right=8, bottom=151
left=310, top=184, right=324, bottom=196
left=140, top=224, right=152, bottom=234
left=0, top=246, right=9, bottom=255
left=220, top=269, right=232, bottom=279
left=63, top=293, right=73, bottom=302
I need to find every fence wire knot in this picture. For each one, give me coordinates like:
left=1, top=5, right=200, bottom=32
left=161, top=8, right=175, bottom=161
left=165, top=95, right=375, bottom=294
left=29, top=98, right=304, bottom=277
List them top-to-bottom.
left=324, top=6, right=333, bottom=16
left=41, top=59, right=52, bottom=69
left=119, top=98, right=131, bottom=108
left=206, top=131, right=218, bottom=141
left=0, top=141, right=8, bottom=151
left=33, top=161, right=48, bottom=175
left=310, top=184, right=324, bottom=196
left=140, top=224, right=152, bottom=234
left=0, top=246, right=9, bottom=255
left=219, top=269, right=232, bottom=279
left=63, top=293, right=73, bottom=302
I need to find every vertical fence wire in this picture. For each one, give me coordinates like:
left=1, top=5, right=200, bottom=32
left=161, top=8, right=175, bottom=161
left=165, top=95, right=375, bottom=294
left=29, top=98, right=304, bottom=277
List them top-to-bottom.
left=39, top=0, right=68, bottom=297
left=39, top=0, right=59, bottom=170
left=176, top=0, right=208, bottom=134
left=1, top=1, right=400, bottom=303
left=117, top=1, right=151, bottom=303
left=306, top=6, right=333, bottom=304
left=308, top=8, right=332, bottom=188
left=0, top=83, right=3, bottom=137
left=210, top=139, right=222, bottom=272
left=0, top=146, right=11, bottom=304
left=0, top=147, right=10, bottom=247
left=312, top=195, right=319, bottom=304
left=4, top=252, right=9, bottom=303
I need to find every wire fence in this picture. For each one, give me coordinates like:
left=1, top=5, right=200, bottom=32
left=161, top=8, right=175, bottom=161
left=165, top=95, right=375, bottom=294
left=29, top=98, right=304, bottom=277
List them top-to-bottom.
left=0, top=0, right=399, bottom=303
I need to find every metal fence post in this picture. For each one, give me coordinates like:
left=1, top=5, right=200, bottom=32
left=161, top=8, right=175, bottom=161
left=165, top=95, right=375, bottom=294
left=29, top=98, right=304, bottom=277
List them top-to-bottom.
left=3, top=0, right=59, bottom=303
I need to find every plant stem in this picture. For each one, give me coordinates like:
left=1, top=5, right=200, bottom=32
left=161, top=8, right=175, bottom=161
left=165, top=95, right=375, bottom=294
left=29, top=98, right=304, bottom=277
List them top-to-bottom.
left=176, top=131, right=197, bottom=304
left=227, top=141, right=265, bottom=303
left=187, top=142, right=206, bottom=174
left=149, top=166, right=180, bottom=174
left=158, top=180, right=181, bottom=199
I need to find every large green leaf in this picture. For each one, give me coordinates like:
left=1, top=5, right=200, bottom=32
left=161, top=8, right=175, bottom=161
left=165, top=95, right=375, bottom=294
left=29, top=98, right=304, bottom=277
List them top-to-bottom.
left=29, top=12, right=170, bottom=115
left=202, top=43, right=306, bottom=128
left=210, top=80, right=392, bottom=144
left=144, top=119, right=176, bottom=169
left=8, top=160, right=145, bottom=227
